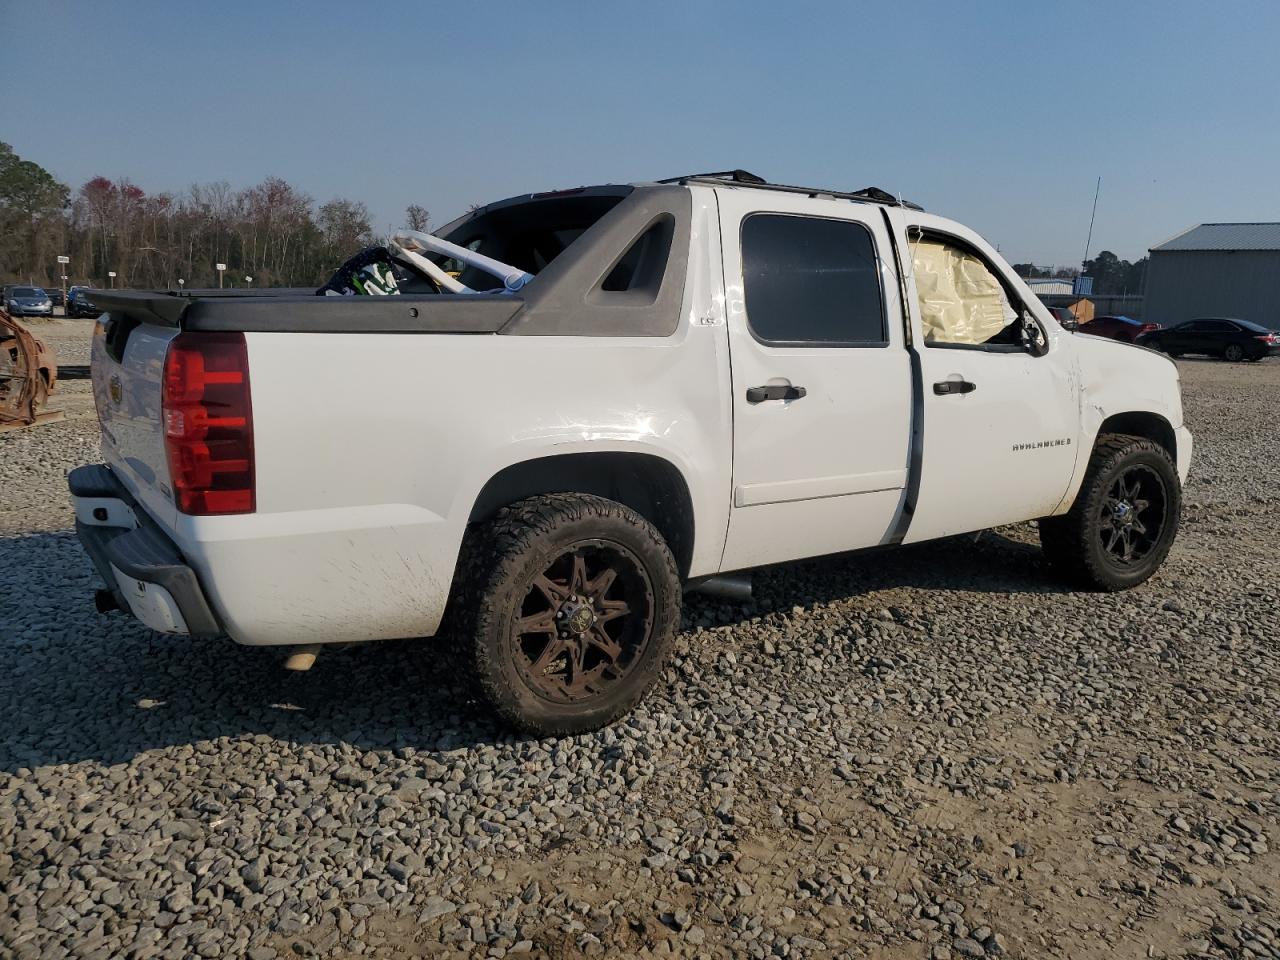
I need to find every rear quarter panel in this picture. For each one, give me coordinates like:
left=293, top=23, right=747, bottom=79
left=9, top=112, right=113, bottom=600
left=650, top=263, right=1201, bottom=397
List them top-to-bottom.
left=180, top=320, right=732, bottom=646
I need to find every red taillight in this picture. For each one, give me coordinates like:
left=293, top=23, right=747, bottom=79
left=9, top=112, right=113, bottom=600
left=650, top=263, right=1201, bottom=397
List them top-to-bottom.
left=1141, top=324, right=1160, bottom=332
left=162, top=331, right=254, bottom=515
left=1256, top=334, right=1278, bottom=344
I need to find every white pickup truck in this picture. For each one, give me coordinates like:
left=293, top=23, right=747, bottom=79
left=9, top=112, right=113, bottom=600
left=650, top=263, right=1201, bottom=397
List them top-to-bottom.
left=71, top=170, right=1192, bottom=735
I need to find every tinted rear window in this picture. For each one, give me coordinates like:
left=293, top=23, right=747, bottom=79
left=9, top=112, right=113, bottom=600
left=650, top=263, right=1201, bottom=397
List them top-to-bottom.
left=741, top=214, right=885, bottom=345
left=1233, top=318, right=1269, bottom=333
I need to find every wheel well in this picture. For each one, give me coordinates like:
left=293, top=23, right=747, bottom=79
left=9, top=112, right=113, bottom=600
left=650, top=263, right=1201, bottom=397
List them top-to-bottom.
left=1096, top=412, right=1176, bottom=460
left=468, top=452, right=696, bottom=577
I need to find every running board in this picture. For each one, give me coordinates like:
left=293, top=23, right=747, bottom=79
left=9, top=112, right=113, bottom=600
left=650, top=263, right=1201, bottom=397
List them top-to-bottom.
left=685, top=575, right=753, bottom=601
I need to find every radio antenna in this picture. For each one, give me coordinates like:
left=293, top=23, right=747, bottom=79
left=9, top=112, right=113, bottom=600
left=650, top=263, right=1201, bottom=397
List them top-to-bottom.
left=1081, top=176, right=1101, bottom=267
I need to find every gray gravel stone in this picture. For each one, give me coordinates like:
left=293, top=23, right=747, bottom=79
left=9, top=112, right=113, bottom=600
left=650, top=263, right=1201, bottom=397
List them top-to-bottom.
left=2, top=330, right=1280, bottom=958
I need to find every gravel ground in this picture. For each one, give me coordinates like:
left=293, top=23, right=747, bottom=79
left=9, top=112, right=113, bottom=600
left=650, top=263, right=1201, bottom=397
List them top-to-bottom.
left=2, top=326, right=1278, bottom=960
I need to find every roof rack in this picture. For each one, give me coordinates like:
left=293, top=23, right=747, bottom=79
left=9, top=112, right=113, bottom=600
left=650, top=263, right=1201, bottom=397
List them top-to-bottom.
left=657, top=170, right=923, bottom=211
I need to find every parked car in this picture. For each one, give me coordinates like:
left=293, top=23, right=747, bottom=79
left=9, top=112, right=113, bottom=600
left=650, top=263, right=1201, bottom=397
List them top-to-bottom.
left=69, top=171, right=1192, bottom=735
left=3, top=286, right=54, bottom=319
left=66, top=286, right=102, bottom=319
left=46, top=288, right=65, bottom=308
left=1044, top=305, right=1079, bottom=331
left=1081, top=315, right=1160, bottom=343
left=1137, top=318, right=1279, bottom=362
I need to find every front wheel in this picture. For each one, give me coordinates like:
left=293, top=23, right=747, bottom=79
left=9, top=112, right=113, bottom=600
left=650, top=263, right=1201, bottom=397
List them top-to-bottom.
left=1040, top=434, right=1181, bottom=591
left=453, top=494, right=681, bottom=735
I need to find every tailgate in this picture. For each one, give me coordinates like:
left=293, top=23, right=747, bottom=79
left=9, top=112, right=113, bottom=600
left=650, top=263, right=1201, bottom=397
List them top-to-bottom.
left=92, top=313, right=182, bottom=533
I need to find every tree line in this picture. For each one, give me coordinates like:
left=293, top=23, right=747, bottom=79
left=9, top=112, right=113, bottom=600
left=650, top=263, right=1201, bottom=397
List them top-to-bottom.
left=3, top=140, right=1154, bottom=297
left=0, top=142, right=431, bottom=290
left=1012, top=252, right=1149, bottom=296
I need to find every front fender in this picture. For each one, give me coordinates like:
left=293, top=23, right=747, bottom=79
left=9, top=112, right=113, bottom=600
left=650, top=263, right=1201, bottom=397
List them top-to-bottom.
left=1052, top=334, right=1188, bottom=514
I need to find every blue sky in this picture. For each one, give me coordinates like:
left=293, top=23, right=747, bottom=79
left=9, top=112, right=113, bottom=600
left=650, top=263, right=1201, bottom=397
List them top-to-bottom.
left=3, top=0, right=1278, bottom=266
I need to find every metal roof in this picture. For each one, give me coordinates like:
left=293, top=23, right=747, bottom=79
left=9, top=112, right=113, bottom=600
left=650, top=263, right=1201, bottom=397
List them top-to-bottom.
left=1151, top=222, right=1280, bottom=252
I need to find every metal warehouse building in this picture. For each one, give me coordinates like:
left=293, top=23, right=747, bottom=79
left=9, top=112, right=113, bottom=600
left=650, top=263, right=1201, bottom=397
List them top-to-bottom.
left=1146, top=223, right=1280, bottom=327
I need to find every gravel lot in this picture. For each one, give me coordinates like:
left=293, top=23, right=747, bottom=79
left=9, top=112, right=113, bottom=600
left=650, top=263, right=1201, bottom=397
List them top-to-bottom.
left=2, top=323, right=1278, bottom=960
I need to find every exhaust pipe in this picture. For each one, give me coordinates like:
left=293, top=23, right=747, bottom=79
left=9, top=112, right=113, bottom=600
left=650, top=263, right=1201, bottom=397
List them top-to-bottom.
left=687, top=575, right=753, bottom=602
left=95, top=589, right=120, bottom=614
left=284, top=644, right=322, bottom=672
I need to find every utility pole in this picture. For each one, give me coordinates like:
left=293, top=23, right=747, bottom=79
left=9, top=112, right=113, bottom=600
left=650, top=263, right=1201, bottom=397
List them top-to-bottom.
left=216, top=263, right=226, bottom=289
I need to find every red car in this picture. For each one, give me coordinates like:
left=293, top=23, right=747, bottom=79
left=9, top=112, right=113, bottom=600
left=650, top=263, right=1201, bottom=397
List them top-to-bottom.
left=1043, top=305, right=1079, bottom=330
left=1081, top=315, right=1160, bottom=343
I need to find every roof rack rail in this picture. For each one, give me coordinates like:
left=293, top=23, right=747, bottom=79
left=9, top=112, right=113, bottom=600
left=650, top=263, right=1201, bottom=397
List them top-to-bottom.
left=660, top=169, right=767, bottom=185
left=657, top=171, right=923, bottom=211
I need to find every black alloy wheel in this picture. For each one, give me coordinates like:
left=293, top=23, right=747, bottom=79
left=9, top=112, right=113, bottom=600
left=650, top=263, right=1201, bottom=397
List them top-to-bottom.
left=1097, top=464, right=1167, bottom=570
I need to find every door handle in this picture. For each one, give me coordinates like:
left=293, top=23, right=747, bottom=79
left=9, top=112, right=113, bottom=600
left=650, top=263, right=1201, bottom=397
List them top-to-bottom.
left=933, top=379, right=976, bottom=396
left=746, top=384, right=807, bottom=403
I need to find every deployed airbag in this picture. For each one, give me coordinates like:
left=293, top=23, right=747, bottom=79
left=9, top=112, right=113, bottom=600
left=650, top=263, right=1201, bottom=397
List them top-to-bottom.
left=911, top=239, right=1015, bottom=345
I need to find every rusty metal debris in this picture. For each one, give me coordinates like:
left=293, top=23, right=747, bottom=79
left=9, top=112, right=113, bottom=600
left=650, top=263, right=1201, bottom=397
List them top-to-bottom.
left=1, top=308, right=60, bottom=429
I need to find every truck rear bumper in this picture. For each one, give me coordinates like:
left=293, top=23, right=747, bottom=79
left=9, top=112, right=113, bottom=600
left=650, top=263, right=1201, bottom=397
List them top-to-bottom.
left=69, top=464, right=222, bottom=638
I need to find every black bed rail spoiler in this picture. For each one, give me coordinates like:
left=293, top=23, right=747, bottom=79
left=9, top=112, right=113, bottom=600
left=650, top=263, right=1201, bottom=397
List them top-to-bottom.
left=87, top=288, right=524, bottom=334
left=87, top=288, right=322, bottom=328
left=87, top=289, right=192, bottom=327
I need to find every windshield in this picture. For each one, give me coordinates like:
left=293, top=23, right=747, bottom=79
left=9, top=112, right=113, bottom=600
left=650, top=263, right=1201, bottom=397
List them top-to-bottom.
left=12, top=287, right=44, bottom=298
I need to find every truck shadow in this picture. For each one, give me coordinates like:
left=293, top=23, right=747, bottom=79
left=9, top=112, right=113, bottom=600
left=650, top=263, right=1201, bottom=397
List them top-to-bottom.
left=0, top=525, right=1064, bottom=772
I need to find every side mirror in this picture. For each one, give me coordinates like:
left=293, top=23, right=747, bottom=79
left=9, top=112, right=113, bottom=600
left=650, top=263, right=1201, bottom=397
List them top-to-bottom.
left=1021, top=316, right=1050, bottom=357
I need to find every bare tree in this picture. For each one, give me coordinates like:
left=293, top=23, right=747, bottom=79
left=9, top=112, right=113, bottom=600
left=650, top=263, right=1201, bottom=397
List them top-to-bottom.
left=405, top=204, right=430, bottom=232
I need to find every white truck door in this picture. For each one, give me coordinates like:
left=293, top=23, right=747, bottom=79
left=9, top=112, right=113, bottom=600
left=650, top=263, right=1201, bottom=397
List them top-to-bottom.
left=716, top=189, right=912, bottom=571
left=887, top=211, right=1080, bottom=543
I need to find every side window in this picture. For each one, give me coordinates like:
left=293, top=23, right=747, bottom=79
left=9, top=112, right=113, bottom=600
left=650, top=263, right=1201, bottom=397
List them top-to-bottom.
left=741, top=214, right=886, bottom=345
left=598, top=217, right=674, bottom=296
left=911, top=236, right=1025, bottom=348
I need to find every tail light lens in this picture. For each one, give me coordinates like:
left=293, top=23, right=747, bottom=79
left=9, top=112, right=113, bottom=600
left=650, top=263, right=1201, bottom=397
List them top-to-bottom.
left=162, top=331, right=255, bottom=515
left=1255, top=334, right=1278, bottom=344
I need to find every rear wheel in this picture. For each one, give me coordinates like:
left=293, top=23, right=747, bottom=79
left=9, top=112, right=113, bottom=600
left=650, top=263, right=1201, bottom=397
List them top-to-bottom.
left=1224, top=343, right=1245, bottom=362
left=1040, top=434, right=1180, bottom=591
left=454, top=493, right=681, bottom=735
